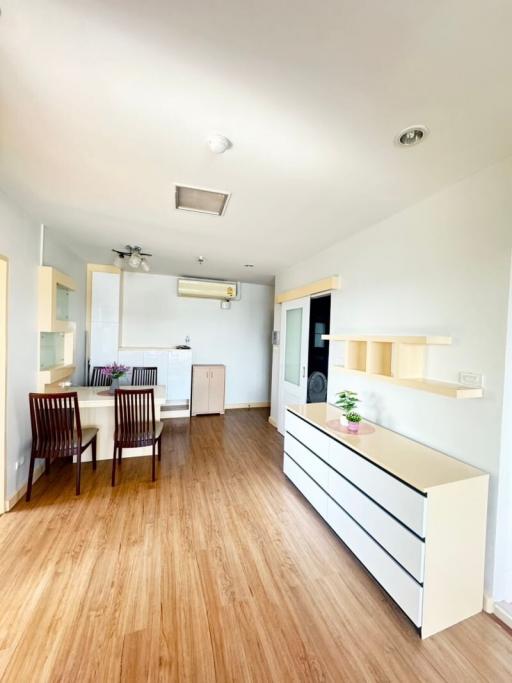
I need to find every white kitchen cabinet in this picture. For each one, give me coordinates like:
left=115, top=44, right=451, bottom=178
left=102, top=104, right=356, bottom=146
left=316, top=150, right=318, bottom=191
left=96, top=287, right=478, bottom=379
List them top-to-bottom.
left=90, top=271, right=120, bottom=370
left=167, top=349, right=192, bottom=401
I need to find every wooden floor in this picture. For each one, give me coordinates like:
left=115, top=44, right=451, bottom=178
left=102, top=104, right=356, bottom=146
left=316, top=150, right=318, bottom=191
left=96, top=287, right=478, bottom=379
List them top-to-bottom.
left=0, top=409, right=511, bottom=682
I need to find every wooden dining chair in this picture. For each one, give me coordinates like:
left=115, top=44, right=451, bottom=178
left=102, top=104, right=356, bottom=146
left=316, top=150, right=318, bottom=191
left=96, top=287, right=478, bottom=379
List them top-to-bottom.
left=90, top=366, right=112, bottom=387
left=131, top=367, right=158, bottom=386
left=112, top=388, right=163, bottom=486
left=27, top=392, right=98, bottom=500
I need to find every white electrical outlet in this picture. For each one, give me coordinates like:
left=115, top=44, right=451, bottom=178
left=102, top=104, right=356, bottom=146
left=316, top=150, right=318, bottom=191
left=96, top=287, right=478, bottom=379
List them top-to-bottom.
left=459, top=371, right=483, bottom=388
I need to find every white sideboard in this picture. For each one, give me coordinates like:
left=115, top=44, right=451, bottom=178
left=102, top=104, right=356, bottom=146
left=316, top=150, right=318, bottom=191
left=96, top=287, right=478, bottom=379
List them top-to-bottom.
left=283, top=403, right=489, bottom=638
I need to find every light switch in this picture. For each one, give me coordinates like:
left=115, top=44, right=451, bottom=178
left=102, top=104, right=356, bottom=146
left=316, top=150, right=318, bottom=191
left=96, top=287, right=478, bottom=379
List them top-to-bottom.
left=459, top=371, right=483, bottom=388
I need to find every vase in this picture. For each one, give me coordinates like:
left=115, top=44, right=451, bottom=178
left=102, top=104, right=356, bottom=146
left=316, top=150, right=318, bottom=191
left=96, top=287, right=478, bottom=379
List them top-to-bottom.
left=111, top=377, right=120, bottom=392
left=347, top=421, right=359, bottom=434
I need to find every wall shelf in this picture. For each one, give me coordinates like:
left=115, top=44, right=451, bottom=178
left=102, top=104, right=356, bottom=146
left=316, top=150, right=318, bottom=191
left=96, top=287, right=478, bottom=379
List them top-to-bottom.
left=39, top=266, right=76, bottom=333
left=38, top=267, right=76, bottom=390
left=326, top=333, right=483, bottom=399
left=322, top=334, right=452, bottom=345
left=39, top=364, right=77, bottom=388
left=333, top=366, right=483, bottom=399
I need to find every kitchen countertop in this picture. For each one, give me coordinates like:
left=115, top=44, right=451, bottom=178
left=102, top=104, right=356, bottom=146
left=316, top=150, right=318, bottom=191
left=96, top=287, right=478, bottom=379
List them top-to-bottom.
left=46, top=385, right=167, bottom=408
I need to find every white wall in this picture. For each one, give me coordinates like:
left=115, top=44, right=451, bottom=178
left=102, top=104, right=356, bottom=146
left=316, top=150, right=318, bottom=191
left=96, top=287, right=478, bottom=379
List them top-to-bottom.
left=271, top=156, right=512, bottom=597
left=0, top=191, right=40, bottom=498
left=42, top=227, right=87, bottom=384
left=122, top=272, right=274, bottom=405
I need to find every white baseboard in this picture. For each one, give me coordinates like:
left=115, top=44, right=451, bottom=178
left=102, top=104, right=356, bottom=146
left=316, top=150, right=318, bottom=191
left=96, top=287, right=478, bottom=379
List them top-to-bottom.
left=225, top=402, right=270, bottom=410
left=161, top=409, right=190, bottom=419
left=268, top=415, right=277, bottom=428
left=6, top=463, right=45, bottom=511
left=483, top=593, right=495, bottom=614
left=494, top=602, right=512, bottom=629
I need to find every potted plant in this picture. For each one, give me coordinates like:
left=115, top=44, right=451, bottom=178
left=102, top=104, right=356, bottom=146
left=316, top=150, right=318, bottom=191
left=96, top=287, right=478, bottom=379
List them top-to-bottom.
left=102, top=363, right=130, bottom=391
left=335, top=390, right=362, bottom=433
left=345, top=411, right=362, bottom=433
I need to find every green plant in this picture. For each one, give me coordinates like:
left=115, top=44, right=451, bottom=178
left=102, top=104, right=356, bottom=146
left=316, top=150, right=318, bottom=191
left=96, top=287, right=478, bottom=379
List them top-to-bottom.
left=335, top=390, right=360, bottom=415
left=345, top=411, right=362, bottom=423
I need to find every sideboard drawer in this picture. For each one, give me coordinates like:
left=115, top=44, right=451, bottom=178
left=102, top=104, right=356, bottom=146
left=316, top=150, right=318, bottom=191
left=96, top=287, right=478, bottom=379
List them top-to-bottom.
left=285, top=411, right=330, bottom=460
left=284, top=433, right=330, bottom=490
left=327, top=440, right=427, bottom=537
left=284, top=454, right=328, bottom=521
left=328, top=468, right=425, bottom=582
left=327, top=498, right=423, bottom=626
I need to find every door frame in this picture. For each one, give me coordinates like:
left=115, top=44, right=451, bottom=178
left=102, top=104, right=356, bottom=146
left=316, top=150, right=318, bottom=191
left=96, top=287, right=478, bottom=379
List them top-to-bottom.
left=0, top=256, right=8, bottom=513
left=278, top=296, right=310, bottom=434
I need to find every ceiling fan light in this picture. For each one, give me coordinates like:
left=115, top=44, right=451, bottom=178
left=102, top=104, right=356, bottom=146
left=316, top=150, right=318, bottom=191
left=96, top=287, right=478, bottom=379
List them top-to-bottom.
left=128, top=252, right=142, bottom=269
left=113, top=254, right=124, bottom=268
left=140, top=258, right=150, bottom=272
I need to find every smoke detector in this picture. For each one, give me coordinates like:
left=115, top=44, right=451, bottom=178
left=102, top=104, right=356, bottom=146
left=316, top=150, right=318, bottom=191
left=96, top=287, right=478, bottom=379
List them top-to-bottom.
left=207, top=134, right=232, bottom=154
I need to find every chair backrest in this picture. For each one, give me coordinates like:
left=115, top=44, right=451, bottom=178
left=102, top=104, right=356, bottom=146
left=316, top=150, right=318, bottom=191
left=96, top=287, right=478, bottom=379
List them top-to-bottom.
left=90, top=366, right=112, bottom=387
left=131, top=367, right=158, bottom=386
left=114, top=388, right=156, bottom=446
left=29, top=392, right=82, bottom=457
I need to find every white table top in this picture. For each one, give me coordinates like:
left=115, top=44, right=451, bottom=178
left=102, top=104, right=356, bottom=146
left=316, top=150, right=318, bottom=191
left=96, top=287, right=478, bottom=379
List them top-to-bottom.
left=46, top=385, right=167, bottom=408
left=288, top=403, right=487, bottom=492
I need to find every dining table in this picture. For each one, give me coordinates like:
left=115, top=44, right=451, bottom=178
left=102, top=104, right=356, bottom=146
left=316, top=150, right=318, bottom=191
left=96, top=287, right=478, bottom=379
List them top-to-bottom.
left=45, top=384, right=167, bottom=461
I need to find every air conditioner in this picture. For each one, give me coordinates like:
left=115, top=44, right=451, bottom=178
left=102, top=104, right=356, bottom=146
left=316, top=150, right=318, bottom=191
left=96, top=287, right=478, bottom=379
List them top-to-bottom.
left=177, top=278, right=238, bottom=300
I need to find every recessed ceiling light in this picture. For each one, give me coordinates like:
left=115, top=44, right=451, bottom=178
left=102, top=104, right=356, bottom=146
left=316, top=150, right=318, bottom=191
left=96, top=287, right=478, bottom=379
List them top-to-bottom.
left=396, top=125, right=429, bottom=147
left=175, top=184, right=230, bottom=216
left=197, top=256, right=206, bottom=264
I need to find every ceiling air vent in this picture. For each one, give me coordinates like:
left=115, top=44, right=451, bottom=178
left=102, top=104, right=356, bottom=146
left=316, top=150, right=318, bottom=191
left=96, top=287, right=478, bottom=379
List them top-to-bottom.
left=175, top=185, right=230, bottom=216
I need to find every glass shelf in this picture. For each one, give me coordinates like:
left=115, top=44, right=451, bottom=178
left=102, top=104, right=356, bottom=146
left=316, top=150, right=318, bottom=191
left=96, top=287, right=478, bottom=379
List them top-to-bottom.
left=56, top=284, right=71, bottom=322
left=40, top=332, right=65, bottom=370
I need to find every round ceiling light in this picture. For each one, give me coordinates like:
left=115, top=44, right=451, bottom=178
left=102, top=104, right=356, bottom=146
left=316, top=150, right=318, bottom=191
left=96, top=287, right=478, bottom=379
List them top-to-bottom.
left=396, top=125, right=429, bottom=147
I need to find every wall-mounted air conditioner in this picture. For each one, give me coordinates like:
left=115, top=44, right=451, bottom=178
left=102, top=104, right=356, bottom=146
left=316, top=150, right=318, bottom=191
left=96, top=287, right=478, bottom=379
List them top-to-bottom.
left=177, top=278, right=239, bottom=300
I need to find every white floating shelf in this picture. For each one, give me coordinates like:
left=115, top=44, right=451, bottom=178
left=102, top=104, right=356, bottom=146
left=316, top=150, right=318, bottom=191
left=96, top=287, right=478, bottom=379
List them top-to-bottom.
left=327, top=333, right=482, bottom=399
left=322, top=334, right=452, bottom=345
left=333, top=366, right=482, bottom=399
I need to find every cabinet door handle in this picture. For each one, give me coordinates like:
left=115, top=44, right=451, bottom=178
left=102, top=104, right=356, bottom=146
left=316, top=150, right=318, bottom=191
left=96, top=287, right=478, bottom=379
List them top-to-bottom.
left=302, top=366, right=306, bottom=378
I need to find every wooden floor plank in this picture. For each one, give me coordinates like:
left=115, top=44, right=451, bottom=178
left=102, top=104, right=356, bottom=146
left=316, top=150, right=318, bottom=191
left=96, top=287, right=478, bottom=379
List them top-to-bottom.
left=0, top=408, right=510, bottom=681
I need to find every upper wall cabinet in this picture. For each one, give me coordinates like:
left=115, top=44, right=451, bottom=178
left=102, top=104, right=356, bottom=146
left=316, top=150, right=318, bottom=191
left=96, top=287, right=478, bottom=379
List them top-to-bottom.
left=39, top=266, right=76, bottom=333
left=38, top=267, right=76, bottom=390
left=89, top=270, right=121, bottom=367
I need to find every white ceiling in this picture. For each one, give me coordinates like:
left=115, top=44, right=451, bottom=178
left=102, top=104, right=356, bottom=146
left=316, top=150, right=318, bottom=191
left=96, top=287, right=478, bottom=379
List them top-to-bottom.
left=1, top=1, right=512, bottom=284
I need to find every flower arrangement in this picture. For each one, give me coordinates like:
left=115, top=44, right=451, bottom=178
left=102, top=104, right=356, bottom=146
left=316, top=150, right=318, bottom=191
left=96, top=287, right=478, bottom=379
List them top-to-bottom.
left=101, top=363, right=130, bottom=380
left=335, top=390, right=362, bottom=433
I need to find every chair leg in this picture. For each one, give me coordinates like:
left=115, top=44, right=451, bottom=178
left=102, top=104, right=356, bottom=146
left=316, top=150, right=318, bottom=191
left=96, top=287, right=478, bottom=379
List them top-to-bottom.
left=158, top=435, right=162, bottom=462
left=92, top=436, right=97, bottom=471
left=152, top=441, right=156, bottom=482
left=112, top=444, right=117, bottom=486
left=26, top=451, right=36, bottom=502
left=76, top=451, right=81, bottom=496
left=45, top=457, right=50, bottom=475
